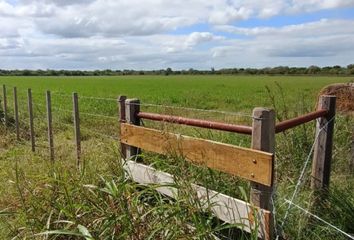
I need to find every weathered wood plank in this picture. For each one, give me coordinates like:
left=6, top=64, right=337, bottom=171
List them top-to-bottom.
left=120, top=123, right=273, bottom=186
left=124, top=160, right=270, bottom=238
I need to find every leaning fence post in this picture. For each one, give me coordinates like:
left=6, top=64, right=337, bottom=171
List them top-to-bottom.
left=2, top=85, right=7, bottom=126
left=14, top=87, right=20, bottom=140
left=28, top=88, right=35, bottom=152
left=46, top=90, right=54, bottom=161
left=72, top=92, right=81, bottom=169
left=118, top=95, right=127, bottom=159
left=311, top=95, right=336, bottom=191
left=124, top=98, right=140, bottom=160
left=250, top=108, right=275, bottom=240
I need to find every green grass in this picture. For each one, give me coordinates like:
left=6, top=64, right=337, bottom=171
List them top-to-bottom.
left=0, top=75, right=353, bottom=239
left=0, top=75, right=351, bottom=111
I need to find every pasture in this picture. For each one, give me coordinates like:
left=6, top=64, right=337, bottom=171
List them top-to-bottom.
left=0, top=75, right=353, bottom=239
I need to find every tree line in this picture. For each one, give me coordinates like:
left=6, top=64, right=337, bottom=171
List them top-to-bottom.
left=1, top=65, right=354, bottom=76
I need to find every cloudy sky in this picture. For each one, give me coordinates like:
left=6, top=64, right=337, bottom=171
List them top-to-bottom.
left=1, top=0, right=354, bottom=70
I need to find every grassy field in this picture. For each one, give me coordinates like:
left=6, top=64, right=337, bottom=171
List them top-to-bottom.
left=0, top=75, right=353, bottom=239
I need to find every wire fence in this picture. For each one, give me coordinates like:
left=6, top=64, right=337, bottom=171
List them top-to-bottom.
left=0, top=85, right=352, bottom=240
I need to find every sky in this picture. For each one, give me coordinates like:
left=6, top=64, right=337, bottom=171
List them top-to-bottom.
left=1, top=0, right=354, bottom=70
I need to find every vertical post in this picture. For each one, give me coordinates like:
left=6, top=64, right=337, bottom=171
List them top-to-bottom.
left=2, top=85, right=7, bottom=126
left=13, top=87, right=20, bottom=140
left=28, top=88, right=35, bottom=152
left=46, top=90, right=54, bottom=161
left=72, top=92, right=81, bottom=169
left=118, top=95, right=127, bottom=159
left=311, top=95, right=336, bottom=191
left=124, top=98, right=140, bottom=160
left=250, top=108, right=275, bottom=240
left=350, top=133, right=354, bottom=172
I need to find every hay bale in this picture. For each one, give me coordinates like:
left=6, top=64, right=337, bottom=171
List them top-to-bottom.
left=318, top=82, right=354, bottom=114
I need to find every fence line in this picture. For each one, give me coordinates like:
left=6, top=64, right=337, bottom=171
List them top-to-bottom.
left=0, top=85, right=344, bottom=240
left=3, top=87, right=253, bottom=119
left=26, top=101, right=118, bottom=121
left=126, top=101, right=253, bottom=117
left=278, top=117, right=335, bottom=235
left=53, top=118, right=119, bottom=141
left=283, top=199, right=354, bottom=240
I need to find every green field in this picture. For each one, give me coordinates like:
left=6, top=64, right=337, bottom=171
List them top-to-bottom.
left=0, top=75, right=353, bottom=239
left=0, top=75, right=351, bottom=111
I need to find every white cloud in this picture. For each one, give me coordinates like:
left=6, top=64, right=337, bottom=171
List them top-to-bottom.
left=0, top=0, right=354, bottom=69
left=210, top=18, right=354, bottom=66
left=215, top=19, right=354, bottom=37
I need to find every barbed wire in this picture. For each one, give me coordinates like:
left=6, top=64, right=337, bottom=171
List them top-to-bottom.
left=2, top=85, right=255, bottom=119
left=51, top=91, right=117, bottom=102
left=24, top=101, right=118, bottom=121
left=126, top=102, right=253, bottom=118
left=52, top=117, right=119, bottom=141
left=277, top=117, right=335, bottom=239
left=283, top=199, right=354, bottom=240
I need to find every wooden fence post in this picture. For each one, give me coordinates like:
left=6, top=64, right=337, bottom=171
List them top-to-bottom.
left=2, top=85, right=7, bottom=126
left=13, top=87, right=20, bottom=140
left=28, top=88, right=35, bottom=152
left=46, top=90, right=54, bottom=161
left=72, top=92, right=81, bottom=169
left=118, top=95, right=127, bottom=159
left=311, top=95, right=336, bottom=191
left=124, top=98, right=140, bottom=160
left=250, top=107, right=275, bottom=240
left=351, top=133, right=354, bottom=172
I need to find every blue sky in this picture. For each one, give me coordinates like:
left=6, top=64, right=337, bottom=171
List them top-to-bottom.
left=1, top=0, right=354, bottom=70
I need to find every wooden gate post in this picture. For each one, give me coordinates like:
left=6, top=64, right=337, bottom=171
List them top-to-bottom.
left=2, top=85, right=7, bottom=126
left=13, top=87, right=20, bottom=140
left=28, top=88, right=35, bottom=152
left=46, top=90, right=54, bottom=161
left=72, top=92, right=81, bottom=169
left=118, top=95, right=127, bottom=159
left=311, top=95, right=336, bottom=191
left=124, top=98, right=140, bottom=160
left=250, top=108, right=275, bottom=240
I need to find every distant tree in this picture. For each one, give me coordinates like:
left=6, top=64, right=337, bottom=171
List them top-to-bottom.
left=346, top=64, right=354, bottom=74
left=307, top=65, right=321, bottom=74
left=165, top=67, right=173, bottom=76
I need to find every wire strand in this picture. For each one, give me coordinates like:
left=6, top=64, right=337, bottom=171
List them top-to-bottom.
left=126, top=102, right=253, bottom=118
left=278, top=117, right=335, bottom=237
left=283, top=199, right=354, bottom=240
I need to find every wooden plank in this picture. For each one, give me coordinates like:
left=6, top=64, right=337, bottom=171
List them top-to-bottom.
left=13, top=87, right=20, bottom=140
left=27, top=88, right=35, bottom=152
left=46, top=90, right=54, bottom=161
left=72, top=92, right=81, bottom=169
left=311, top=95, right=336, bottom=190
left=250, top=108, right=275, bottom=240
left=120, top=123, right=273, bottom=186
left=124, top=160, right=270, bottom=238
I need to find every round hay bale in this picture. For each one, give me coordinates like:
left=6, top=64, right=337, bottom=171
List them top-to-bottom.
left=318, top=82, right=354, bottom=114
